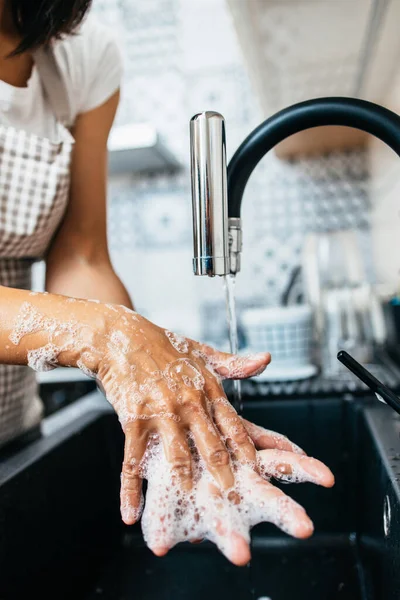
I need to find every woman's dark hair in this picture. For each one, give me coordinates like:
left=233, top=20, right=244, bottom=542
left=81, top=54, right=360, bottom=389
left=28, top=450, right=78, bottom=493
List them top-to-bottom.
left=11, top=0, right=93, bottom=55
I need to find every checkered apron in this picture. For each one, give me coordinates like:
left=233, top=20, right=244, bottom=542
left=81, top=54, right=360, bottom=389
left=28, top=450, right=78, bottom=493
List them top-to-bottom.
left=0, top=47, right=74, bottom=447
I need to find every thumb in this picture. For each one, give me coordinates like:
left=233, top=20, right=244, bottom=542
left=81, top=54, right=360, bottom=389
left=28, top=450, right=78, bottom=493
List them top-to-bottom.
left=197, top=344, right=271, bottom=380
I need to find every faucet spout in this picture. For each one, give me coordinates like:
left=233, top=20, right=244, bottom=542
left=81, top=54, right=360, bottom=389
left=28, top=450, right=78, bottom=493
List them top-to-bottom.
left=227, top=97, right=400, bottom=219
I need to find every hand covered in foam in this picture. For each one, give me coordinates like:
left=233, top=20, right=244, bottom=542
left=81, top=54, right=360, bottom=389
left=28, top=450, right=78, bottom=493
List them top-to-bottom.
left=90, top=307, right=334, bottom=566
left=91, top=307, right=271, bottom=523
left=140, top=418, right=334, bottom=565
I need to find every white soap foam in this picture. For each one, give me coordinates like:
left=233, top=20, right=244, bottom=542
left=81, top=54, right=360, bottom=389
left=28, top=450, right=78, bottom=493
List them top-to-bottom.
left=10, top=302, right=102, bottom=376
left=9, top=303, right=79, bottom=347
left=9, top=303, right=45, bottom=345
left=109, top=329, right=130, bottom=353
left=165, top=331, right=189, bottom=354
left=27, top=343, right=60, bottom=372
left=162, top=359, right=206, bottom=393
left=180, top=359, right=204, bottom=390
left=137, top=434, right=305, bottom=561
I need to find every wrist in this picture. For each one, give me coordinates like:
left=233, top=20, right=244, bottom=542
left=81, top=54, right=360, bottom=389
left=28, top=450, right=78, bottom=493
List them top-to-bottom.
left=6, top=291, right=137, bottom=374
left=53, top=300, right=123, bottom=374
left=67, top=302, right=139, bottom=377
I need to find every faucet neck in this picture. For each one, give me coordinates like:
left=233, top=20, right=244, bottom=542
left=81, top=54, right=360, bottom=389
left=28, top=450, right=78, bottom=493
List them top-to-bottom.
left=227, top=97, right=400, bottom=218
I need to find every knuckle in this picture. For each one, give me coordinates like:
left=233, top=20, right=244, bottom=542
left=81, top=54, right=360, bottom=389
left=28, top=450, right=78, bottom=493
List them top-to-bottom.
left=178, top=385, right=203, bottom=405
left=183, top=395, right=205, bottom=415
left=234, top=426, right=252, bottom=446
left=208, top=447, right=230, bottom=467
left=122, top=458, right=140, bottom=479
left=171, top=459, right=192, bottom=479
left=121, top=474, right=141, bottom=494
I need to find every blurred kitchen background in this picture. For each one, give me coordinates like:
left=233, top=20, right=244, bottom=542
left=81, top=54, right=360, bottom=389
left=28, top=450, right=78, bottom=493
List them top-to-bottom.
left=34, top=0, right=400, bottom=410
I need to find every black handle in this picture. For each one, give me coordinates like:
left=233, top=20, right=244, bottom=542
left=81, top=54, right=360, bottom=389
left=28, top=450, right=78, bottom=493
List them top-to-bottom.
left=227, top=97, right=400, bottom=218
left=337, top=350, right=400, bottom=416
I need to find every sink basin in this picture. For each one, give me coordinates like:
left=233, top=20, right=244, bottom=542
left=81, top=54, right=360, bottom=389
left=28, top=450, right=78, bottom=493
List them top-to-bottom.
left=0, top=392, right=399, bottom=600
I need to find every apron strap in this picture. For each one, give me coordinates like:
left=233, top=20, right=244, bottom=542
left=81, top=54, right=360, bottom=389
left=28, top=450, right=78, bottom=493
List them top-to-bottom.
left=33, top=45, right=74, bottom=129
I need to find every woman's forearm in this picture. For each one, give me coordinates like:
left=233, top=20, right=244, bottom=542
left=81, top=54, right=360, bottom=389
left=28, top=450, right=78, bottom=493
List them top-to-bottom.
left=45, top=254, right=134, bottom=309
left=0, top=285, right=116, bottom=371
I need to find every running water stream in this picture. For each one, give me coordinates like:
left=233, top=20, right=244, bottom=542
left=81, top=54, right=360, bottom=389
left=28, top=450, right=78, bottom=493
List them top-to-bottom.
left=223, top=274, right=242, bottom=414
left=223, top=274, right=255, bottom=599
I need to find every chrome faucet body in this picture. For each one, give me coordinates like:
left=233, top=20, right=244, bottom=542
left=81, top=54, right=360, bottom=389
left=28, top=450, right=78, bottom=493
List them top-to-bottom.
left=190, top=97, right=400, bottom=276
left=189, top=111, right=242, bottom=277
left=190, top=111, right=230, bottom=277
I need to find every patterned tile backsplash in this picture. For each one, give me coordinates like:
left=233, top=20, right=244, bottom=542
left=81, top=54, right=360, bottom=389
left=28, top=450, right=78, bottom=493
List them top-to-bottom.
left=92, top=0, right=375, bottom=349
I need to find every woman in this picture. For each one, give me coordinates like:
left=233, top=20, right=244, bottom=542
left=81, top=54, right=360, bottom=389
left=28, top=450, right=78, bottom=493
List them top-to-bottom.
left=0, top=0, right=334, bottom=566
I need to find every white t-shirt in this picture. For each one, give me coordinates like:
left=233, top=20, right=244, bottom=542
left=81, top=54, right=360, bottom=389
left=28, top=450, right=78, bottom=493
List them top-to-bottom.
left=0, top=16, right=122, bottom=141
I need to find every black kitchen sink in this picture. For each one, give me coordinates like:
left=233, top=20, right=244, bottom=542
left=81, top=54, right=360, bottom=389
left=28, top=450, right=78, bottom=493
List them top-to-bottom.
left=0, top=392, right=399, bottom=600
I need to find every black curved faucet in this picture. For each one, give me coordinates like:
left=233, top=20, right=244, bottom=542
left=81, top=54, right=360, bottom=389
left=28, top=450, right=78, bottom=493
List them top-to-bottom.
left=190, top=97, right=400, bottom=276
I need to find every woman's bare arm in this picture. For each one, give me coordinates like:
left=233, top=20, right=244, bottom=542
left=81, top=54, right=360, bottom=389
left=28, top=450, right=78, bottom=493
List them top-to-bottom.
left=45, top=90, right=133, bottom=307
left=0, top=285, right=109, bottom=367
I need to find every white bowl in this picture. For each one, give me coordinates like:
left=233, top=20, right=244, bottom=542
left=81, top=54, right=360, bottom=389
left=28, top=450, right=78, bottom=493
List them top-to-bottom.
left=241, top=304, right=314, bottom=368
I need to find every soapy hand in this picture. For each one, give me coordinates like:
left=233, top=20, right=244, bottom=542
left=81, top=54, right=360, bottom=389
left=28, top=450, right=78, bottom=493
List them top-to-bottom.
left=90, top=306, right=334, bottom=566
left=92, top=307, right=270, bottom=519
